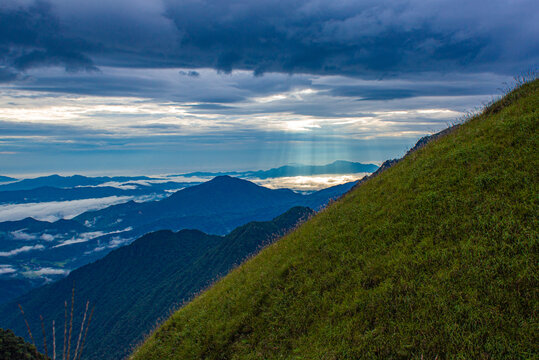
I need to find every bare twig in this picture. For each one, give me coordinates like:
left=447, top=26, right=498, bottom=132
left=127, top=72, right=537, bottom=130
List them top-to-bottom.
left=67, top=284, right=75, bottom=360
left=63, top=301, right=67, bottom=360
left=73, top=301, right=89, bottom=360
left=18, top=304, right=37, bottom=357
left=76, top=305, right=94, bottom=360
left=40, top=315, right=48, bottom=357
left=52, top=320, right=56, bottom=360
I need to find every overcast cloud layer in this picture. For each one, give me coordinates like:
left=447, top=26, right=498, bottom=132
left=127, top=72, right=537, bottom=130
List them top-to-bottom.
left=0, top=0, right=537, bottom=175
left=1, top=0, right=537, bottom=76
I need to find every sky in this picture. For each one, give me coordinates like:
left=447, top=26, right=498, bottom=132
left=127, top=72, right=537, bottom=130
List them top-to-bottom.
left=0, top=0, right=537, bottom=176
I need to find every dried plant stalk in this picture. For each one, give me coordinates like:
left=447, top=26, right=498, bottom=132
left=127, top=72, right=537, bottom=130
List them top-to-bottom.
left=67, top=284, right=75, bottom=360
left=63, top=300, right=67, bottom=360
left=73, top=301, right=89, bottom=360
left=18, top=304, right=37, bottom=357
left=76, top=305, right=94, bottom=360
left=40, top=315, right=48, bottom=357
left=53, top=320, right=57, bottom=360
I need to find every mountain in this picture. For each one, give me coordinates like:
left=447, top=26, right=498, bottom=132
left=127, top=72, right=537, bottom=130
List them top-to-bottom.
left=132, top=80, right=538, bottom=359
left=178, top=160, right=378, bottom=179
left=246, top=160, right=379, bottom=179
left=0, top=163, right=378, bottom=193
left=0, top=174, right=162, bottom=191
left=0, top=176, right=16, bottom=183
left=72, top=176, right=356, bottom=236
left=0, top=178, right=354, bottom=303
left=0, top=184, right=185, bottom=205
left=0, top=207, right=313, bottom=360
left=0, top=217, right=113, bottom=304
left=0, top=217, right=87, bottom=234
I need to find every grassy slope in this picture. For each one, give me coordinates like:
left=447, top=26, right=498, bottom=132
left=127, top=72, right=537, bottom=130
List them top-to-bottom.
left=133, top=80, right=538, bottom=359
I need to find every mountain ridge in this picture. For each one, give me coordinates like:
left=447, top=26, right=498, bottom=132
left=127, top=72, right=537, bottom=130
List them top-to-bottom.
left=176, top=160, right=378, bottom=179
left=0, top=174, right=157, bottom=191
left=0, top=175, right=16, bottom=183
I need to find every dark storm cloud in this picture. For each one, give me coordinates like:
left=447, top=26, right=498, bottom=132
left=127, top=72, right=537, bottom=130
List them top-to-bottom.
left=1, top=0, right=537, bottom=79
left=123, top=0, right=539, bottom=76
left=0, top=1, right=97, bottom=73
left=0, top=67, right=18, bottom=82
left=179, top=70, right=200, bottom=77
left=15, top=72, right=170, bottom=98
left=327, top=82, right=501, bottom=101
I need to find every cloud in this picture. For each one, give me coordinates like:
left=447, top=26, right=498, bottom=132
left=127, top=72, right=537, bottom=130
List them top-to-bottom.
left=0, top=0, right=537, bottom=78
left=0, top=0, right=533, bottom=177
left=0, top=1, right=97, bottom=73
left=0, top=66, right=18, bottom=82
left=179, top=70, right=199, bottom=77
left=0, top=71, right=499, bottom=144
left=0, top=119, right=112, bottom=137
left=251, top=174, right=369, bottom=192
left=94, top=178, right=189, bottom=190
left=0, top=196, right=133, bottom=222
left=53, top=227, right=133, bottom=248
left=10, top=230, right=37, bottom=240
left=52, top=231, right=105, bottom=247
left=40, top=233, right=59, bottom=241
left=85, top=235, right=133, bottom=254
left=0, top=244, right=45, bottom=257
left=0, top=264, right=16, bottom=274
left=22, top=267, right=68, bottom=277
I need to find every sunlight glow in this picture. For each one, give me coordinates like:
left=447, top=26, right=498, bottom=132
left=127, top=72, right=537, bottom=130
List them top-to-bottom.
left=251, top=174, right=370, bottom=191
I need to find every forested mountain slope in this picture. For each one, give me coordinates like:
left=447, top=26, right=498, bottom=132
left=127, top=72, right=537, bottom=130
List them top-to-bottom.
left=1, top=207, right=313, bottom=360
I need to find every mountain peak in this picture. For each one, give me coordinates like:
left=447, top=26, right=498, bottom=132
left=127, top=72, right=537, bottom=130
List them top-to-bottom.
left=207, top=175, right=253, bottom=186
left=210, top=175, right=235, bottom=181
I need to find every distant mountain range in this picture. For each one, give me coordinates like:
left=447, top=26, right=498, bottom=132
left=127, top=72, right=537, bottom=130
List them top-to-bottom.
left=177, top=160, right=378, bottom=179
left=0, top=161, right=377, bottom=193
left=0, top=161, right=377, bottom=207
left=0, top=174, right=156, bottom=191
left=0, top=176, right=357, bottom=303
left=0, top=176, right=16, bottom=183
left=0, top=183, right=193, bottom=205
left=0, top=207, right=313, bottom=360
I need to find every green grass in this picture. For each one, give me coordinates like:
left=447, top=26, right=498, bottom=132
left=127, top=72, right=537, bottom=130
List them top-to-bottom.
left=132, top=79, right=538, bottom=359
